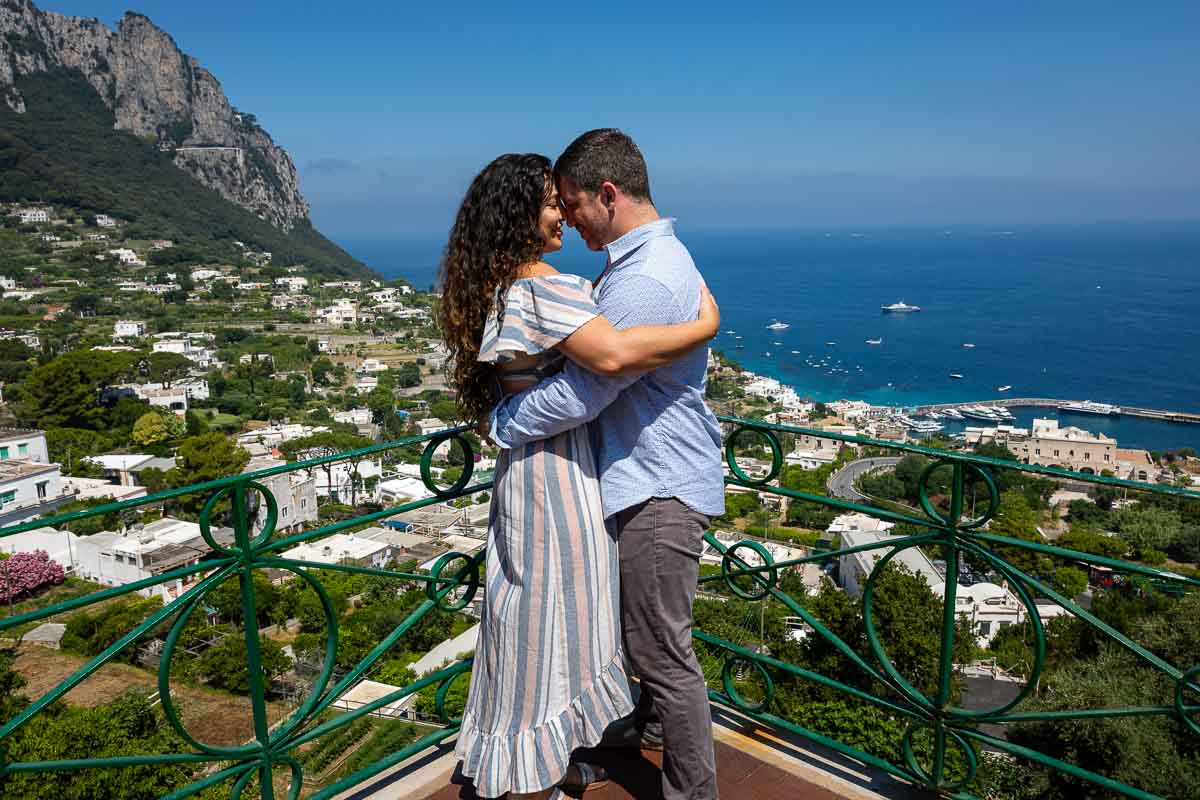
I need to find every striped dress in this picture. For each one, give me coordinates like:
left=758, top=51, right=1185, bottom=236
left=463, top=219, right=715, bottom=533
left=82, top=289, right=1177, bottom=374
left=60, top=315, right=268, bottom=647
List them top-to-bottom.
left=455, top=275, right=634, bottom=797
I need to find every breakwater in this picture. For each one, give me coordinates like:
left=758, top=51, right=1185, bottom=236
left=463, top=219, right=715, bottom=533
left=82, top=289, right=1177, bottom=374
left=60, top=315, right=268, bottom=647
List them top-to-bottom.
left=914, top=399, right=1200, bottom=426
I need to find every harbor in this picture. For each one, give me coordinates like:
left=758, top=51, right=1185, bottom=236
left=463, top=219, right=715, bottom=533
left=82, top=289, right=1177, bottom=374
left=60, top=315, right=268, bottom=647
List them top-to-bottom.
left=913, top=398, right=1200, bottom=426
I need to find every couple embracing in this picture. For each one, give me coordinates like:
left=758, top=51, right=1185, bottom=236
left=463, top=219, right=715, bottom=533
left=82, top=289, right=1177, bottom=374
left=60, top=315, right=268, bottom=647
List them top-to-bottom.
left=437, top=129, right=725, bottom=799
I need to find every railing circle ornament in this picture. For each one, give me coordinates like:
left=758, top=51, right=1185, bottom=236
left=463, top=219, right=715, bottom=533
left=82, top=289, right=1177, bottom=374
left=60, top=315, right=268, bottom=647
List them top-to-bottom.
left=724, top=425, right=783, bottom=487
left=420, top=433, right=475, bottom=498
left=917, top=459, right=999, bottom=529
left=199, top=480, right=279, bottom=555
left=721, top=540, right=778, bottom=601
left=425, top=551, right=479, bottom=612
left=157, top=564, right=340, bottom=757
left=721, top=657, right=775, bottom=713
left=435, top=665, right=473, bottom=725
left=1176, top=665, right=1200, bottom=736
left=901, top=720, right=978, bottom=791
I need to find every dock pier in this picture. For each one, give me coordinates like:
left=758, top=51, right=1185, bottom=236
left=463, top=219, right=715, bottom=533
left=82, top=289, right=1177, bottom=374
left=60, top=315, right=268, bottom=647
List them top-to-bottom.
left=912, top=398, right=1200, bottom=425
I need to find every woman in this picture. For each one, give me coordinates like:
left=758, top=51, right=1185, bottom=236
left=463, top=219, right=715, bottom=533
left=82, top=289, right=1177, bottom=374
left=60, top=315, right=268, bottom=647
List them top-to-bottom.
left=437, top=153, right=718, bottom=798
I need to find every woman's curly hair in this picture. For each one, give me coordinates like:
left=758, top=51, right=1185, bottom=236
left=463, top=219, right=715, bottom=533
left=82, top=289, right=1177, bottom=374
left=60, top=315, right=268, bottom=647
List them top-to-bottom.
left=437, top=153, right=553, bottom=423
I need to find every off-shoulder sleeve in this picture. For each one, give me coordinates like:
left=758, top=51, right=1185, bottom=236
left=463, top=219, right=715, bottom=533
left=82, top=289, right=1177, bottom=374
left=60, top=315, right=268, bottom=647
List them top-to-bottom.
left=478, top=274, right=600, bottom=363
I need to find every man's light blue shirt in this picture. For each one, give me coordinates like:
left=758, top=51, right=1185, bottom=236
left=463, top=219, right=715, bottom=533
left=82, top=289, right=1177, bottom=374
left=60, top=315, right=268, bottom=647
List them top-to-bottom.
left=489, top=218, right=726, bottom=520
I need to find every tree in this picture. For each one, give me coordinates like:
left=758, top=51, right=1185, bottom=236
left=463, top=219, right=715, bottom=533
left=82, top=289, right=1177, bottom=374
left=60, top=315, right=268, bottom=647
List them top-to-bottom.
left=19, top=350, right=132, bottom=429
left=144, top=351, right=192, bottom=387
left=311, top=356, right=336, bottom=386
left=367, top=385, right=394, bottom=423
left=131, top=409, right=184, bottom=446
left=279, top=431, right=372, bottom=504
left=165, top=433, right=250, bottom=514
left=1113, top=505, right=1182, bottom=556
left=0, top=550, right=65, bottom=603
left=1051, top=566, right=1088, bottom=600
left=197, top=634, right=291, bottom=694
left=0, top=692, right=199, bottom=800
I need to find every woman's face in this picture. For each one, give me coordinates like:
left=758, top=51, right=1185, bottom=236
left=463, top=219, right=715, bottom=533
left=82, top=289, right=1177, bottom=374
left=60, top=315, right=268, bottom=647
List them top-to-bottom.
left=538, top=181, right=565, bottom=254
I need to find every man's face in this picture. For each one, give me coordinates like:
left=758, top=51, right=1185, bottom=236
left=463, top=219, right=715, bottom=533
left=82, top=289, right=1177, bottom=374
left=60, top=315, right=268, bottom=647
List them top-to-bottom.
left=557, top=176, right=613, bottom=251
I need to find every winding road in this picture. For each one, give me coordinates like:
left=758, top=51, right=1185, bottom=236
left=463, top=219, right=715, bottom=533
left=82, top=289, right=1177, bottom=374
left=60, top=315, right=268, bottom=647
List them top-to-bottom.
left=826, top=457, right=902, bottom=502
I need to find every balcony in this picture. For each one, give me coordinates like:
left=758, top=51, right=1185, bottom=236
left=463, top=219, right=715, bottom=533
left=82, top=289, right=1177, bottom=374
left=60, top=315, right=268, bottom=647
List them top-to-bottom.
left=1, top=419, right=1197, bottom=800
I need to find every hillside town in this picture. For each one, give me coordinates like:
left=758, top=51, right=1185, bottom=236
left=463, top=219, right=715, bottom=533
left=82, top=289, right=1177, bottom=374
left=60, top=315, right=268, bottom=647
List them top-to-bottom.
left=2, top=200, right=1199, bottom=798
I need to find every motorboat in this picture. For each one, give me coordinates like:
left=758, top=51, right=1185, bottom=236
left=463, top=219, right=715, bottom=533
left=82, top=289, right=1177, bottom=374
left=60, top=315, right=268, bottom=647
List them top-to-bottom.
left=882, top=301, right=921, bottom=313
left=767, top=321, right=790, bottom=331
left=865, top=338, right=882, bottom=345
left=962, top=343, right=976, bottom=349
left=949, top=372, right=964, bottom=379
left=997, top=385, right=1012, bottom=392
left=1058, top=400, right=1121, bottom=416
left=942, top=408, right=964, bottom=419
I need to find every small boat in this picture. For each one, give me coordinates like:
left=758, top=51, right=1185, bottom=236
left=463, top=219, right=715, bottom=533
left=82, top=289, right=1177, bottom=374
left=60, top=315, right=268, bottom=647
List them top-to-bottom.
left=882, top=301, right=921, bottom=313
left=767, top=321, right=789, bottom=331
left=724, top=330, right=736, bottom=335
left=734, top=335, right=743, bottom=340
left=865, top=338, right=882, bottom=345
left=773, top=341, right=782, bottom=346
left=825, top=341, right=836, bottom=346
left=962, top=343, right=976, bottom=349
left=735, top=344, right=745, bottom=350
left=791, top=350, right=801, bottom=355
left=765, top=351, right=771, bottom=357
left=949, top=373, right=964, bottom=379
left=997, top=385, right=1012, bottom=392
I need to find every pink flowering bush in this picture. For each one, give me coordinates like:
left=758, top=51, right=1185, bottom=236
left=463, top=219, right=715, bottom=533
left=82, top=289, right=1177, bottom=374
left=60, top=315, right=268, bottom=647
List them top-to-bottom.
left=0, top=550, right=65, bottom=603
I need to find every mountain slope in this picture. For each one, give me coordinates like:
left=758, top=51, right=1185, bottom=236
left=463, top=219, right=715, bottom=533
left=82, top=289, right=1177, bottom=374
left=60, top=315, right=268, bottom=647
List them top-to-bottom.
left=0, top=0, right=371, bottom=278
left=0, top=68, right=369, bottom=277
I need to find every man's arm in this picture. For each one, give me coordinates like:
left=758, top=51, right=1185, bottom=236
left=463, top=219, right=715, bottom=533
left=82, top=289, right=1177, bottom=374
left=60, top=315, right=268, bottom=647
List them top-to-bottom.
left=489, top=274, right=678, bottom=449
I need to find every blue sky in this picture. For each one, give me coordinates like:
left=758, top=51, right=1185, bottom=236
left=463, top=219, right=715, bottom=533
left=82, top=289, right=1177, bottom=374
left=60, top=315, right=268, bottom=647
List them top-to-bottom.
left=42, top=2, right=1200, bottom=235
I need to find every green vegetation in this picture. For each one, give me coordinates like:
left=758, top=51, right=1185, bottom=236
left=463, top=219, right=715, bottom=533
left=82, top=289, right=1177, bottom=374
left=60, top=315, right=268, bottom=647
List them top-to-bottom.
left=0, top=68, right=370, bottom=278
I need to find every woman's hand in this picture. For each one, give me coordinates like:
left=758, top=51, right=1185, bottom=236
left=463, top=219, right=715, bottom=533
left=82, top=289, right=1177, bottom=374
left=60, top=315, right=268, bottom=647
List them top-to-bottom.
left=697, top=284, right=720, bottom=338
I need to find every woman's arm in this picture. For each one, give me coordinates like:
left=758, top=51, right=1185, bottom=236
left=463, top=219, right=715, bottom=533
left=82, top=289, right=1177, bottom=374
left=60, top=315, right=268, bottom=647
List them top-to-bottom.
left=556, top=285, right=720, bottom=376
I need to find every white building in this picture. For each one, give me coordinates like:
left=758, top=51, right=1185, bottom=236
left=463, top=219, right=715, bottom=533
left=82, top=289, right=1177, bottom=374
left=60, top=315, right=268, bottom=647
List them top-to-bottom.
left=17, top=209, right=49, bottom=224
left=94, top=214, right=116, bottom=228
left=108, top=248, right=142, bottom=266
left=190, top=268, right=223, bottom=283
left=0, top=276, right=15, bottom=292
left=274, top=276, right=309, bottom=293
left=322, top=280, right=363, bottom=292
left=368, top=288, right=398, bottom=304
left=317, top=299, right=358, bottom=325
left=113, top=320, right=148, bottom=339
left=152, top=338, right=218, bottom=369
left=359, top=358, right=387, bottom=374
left=135, top=386, right=188, bottom=415
left=333, top=408, right=373, bottom=427
left=415, top=418, right=450, bottom=437
left=236, top=423, right=329, bottom=450
left=0, top=429, right=49, bottom=463
left=84, top=454, right=177, bottom=487
left=243, top=457, right=318, bottom=536
left=0, top=460, right=70, bottom=528
left=378, top=476, right=436, bottom=505
left=74, top=518, right=233, bottom=602
left=836, top=520, right=1030, bottom=647
left=0, top=526, right=80, bottom=572
left=279, top=533, right=393, bottom=569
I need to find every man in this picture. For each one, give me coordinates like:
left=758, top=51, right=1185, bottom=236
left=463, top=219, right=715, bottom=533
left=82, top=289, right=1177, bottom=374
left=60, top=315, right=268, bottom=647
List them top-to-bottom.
left=489, top=128, right=725, bottom=800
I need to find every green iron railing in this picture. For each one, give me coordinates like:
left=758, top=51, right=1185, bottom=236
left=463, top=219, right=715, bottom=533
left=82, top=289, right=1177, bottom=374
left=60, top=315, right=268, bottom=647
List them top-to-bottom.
left=0, top=420, right=1196, bottom=799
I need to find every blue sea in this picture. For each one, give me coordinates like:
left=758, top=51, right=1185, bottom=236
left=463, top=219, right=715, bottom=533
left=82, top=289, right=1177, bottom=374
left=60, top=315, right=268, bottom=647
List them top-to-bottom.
left=340, top=223, right=1200, bottom=452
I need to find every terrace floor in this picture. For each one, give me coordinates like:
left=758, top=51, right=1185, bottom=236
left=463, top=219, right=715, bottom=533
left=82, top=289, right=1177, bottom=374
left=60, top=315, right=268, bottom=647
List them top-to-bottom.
left=338, top=706, right=923, bottom=800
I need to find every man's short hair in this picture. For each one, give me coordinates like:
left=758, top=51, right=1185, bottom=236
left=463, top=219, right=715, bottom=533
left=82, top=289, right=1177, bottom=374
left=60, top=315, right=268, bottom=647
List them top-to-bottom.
left=554, top=128, right=653, bottom=203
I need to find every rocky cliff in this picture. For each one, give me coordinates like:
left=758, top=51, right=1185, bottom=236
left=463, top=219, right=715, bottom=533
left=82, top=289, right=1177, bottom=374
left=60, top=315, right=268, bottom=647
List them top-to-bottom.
left=0, top=0, right=308, bottom=231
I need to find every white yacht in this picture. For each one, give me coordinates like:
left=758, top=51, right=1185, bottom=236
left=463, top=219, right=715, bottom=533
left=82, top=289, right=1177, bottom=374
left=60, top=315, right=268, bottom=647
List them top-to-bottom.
left=882, top=301, right=921, bottom=313
left=767, top=321, right=790, bottom=331
left=865, top=338, right=883, bottom=345
left=962, top=343, right=976, bottom=349
left=949, top=372, right=964, bottom=379
left=997, top=385, right=1012, bottom=392
left=1059, top=400, right=1121, bottom=416
left=961, top=405, right=1001, bottom=421
left=942, top=408, right=965, bottom=419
